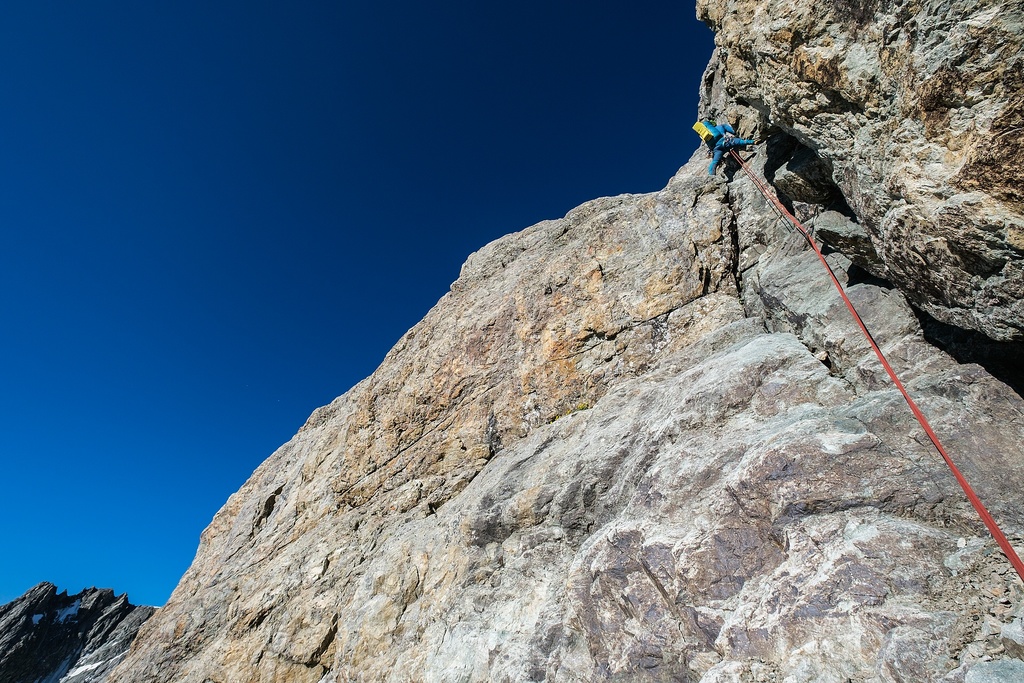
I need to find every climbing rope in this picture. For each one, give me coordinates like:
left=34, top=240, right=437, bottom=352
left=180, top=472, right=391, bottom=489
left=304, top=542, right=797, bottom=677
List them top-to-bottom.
left=728, top=149, right=1024, bottom=584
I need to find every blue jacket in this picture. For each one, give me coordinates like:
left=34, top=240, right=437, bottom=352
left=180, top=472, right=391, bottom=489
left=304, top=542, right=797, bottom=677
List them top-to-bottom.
left=704, top=122, right=754, bottom=174
left=704, top=122, right=736, bottom=144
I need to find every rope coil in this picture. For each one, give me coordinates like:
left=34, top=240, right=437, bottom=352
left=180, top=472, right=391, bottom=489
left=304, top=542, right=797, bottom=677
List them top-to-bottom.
left=728, top=149, right=1024, bottom=583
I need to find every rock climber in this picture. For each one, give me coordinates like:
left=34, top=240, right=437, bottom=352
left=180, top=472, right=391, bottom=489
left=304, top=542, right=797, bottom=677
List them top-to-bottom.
left=696, top=119, right=755, bottom=175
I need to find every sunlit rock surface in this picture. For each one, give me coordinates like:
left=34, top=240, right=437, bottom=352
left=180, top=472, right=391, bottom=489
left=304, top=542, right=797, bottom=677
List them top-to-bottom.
left=108, top=0, right=1024, bottom=680
left=108, top=154, right=1024, bottom=681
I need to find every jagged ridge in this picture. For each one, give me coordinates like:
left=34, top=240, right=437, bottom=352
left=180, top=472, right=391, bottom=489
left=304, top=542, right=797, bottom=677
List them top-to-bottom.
left=0, top=583, right=153, bottom=683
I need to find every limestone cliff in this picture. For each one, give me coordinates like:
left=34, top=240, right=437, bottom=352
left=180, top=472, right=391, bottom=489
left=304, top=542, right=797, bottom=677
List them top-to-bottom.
left=109, top=0, right=1024, bottom=681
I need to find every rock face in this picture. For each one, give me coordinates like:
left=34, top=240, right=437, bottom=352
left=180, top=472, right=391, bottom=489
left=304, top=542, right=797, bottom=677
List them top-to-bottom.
left=698, top=0, right=1024, bottom=342
left=108, top=1, right=1024, bottom=681
left=109, top=167, right=1024, bottom=681
left=0, top=583, right=154, bottom=683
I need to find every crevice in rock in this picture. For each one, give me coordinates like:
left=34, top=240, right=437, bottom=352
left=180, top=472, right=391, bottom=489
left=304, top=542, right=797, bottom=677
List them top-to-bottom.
left=831, top=0, right=881, bottom=27
left=762, top=131, right=800, bottom=185
left=763, top=131, right=852, bottom=217
left=825, top=191, right=858, bottom=222
left=727, top=192, right=742, bottom=295
left=845, top=264, right=894, bottom=290
left=914, top=308, right=1024, bottom=398
left=815, top=349, right=835, bottom=372
left=486, top=411, right=502, bottom=458
left=253, top=486, right=285, bottom=535
left=307, top=617, right=338, bottom=667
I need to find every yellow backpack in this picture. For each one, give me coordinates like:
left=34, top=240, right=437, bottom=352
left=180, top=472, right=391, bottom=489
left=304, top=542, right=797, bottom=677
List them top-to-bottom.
left=692, top=120, right=718, bottom=144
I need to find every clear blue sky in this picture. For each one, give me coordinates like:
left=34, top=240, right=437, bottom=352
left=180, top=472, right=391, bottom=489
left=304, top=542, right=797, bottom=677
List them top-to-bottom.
left=0, top=1, right=714, bottom=607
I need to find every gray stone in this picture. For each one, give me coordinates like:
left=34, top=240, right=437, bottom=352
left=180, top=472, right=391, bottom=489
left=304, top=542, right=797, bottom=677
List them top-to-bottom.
left=772, top=146, right=837, bottom=205
left=812, top=210, right=883, bottom=272
left=1003, top=618, right=1024, bottom=660
left=965, top=659, right=1024, bottom=683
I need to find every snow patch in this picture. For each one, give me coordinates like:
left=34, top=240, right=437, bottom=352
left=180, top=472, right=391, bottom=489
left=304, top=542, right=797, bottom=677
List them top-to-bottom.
left=56, top=600, right=80, bottom=623
left=32, top=613, right=44, bottom=625
left=60, top=651, right=127, bottom=682
left=63, top=660, right=106, bottom=678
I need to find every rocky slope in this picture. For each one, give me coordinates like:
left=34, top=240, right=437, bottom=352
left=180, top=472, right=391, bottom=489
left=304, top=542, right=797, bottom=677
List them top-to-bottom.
left=107, top=0, right=1024, bottom=681
left=0, top=583, right=154, bottom=683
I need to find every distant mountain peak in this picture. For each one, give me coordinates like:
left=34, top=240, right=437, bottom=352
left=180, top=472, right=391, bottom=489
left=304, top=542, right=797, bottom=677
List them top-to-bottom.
left=0, top=583, right=153, bottom=683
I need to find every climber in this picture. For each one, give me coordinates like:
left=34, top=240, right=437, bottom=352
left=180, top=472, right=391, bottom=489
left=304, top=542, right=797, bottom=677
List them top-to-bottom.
left=692, top=119, right=755, bottom=175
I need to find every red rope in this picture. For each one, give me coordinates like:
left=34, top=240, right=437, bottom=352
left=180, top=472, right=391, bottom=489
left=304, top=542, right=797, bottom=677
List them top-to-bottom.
left=728, top=149, right=1024, bottom=583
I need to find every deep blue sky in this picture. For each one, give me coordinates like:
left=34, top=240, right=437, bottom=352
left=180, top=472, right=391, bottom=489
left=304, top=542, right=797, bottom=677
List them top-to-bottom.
left=0, top=1, right=714, bottom=607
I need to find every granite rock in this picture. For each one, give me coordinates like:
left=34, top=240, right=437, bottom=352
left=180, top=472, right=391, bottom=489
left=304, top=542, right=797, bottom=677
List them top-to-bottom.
left=964, top=658, right=1024, bottom=683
